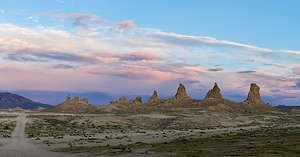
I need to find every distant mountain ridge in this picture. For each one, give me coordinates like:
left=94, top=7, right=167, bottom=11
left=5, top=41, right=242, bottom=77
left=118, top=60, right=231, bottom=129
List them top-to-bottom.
left=7, top=90, right=151, bottom=106
left=0, top=92, right=51, bottom=109
left=275, top=105, right=300, bottom=111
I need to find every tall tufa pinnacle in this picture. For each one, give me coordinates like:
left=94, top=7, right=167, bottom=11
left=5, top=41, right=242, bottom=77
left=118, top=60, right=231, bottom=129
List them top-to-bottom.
left=205, top=82, right=222, bottom=99
left=174, top=83, right=190, bottom=100
left=245, top=83, right=263, bottom=104
left=148, top=90, right=159, bottom=104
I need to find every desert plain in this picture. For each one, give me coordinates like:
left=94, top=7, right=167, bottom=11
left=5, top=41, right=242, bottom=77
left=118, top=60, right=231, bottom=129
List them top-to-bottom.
left=0, top=83, right=300, bottom=157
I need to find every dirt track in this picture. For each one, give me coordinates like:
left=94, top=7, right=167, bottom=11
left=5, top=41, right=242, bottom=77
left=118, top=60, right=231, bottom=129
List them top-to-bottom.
left=0, top=113, right=77, bottom=157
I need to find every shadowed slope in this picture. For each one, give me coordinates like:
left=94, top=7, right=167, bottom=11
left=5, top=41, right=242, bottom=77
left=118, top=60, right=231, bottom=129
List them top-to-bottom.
left=0, top=93, right=51, bottom=109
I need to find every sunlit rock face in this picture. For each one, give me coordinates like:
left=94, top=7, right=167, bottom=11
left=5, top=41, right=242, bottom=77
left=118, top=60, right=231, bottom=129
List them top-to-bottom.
left=174, top=83, right=190, bottom=100
left=205, top=83, right=222, bottom=99
left=245, top=83, right=263, bottom=104
left=147, top=90, right=159, bottom=104
left=45, top=96, right=95, bottom=113
left=132, top=96, right=142, bottom=104
left=80, top=98, right=89, bottom=104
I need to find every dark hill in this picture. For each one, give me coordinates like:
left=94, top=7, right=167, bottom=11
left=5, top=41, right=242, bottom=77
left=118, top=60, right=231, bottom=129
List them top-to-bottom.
left=0, top=92, right=51, bottom=109
left=275, top=105, right=300, bottom=111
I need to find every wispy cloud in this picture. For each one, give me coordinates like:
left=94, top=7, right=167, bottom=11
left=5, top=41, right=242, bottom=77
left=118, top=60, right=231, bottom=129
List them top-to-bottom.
left=40, top=12, right=67, bottom=19
left=0, top=13, right=300, bottom=105
left=70, top=13, right=99, bottom=30
left=27, top=16, right=39, bottom=23
left=116, top=20, right=136, bottom=30
left=149, top=31, right=300, bottom=55
left=115, top=52, right=161, bottom=61
left=51, top=64, right=76, bottom=69
left=292, top=67, right=300, bottom=75
left=208, top=68, right=223, bottom=72
left=236, top=70, right=256, bottom=74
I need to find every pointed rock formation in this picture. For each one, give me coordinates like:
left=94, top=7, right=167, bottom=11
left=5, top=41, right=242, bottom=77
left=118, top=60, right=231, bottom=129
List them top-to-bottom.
left=174, top=83, right=190, bottom=100
left=205, top=83, right=222, bottom=99
left=241, top=83, right=275, bottom=112
left=245, top=83, right=263, bottom=104
left=148, top=90, right=159, bottom=104
left=119, top=96, right=128, bottom=103
left=130, top=96, right=142, bottom=104
left=134, top=96, right=142, bottom=104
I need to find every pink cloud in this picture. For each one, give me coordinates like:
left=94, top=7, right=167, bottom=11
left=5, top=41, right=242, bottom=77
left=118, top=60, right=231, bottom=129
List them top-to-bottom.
left=40, top=12, right=67, bottom=19
left=54, top=13, right=67, bottom=18
left=70, top=14, right=99, bottom=20
left=117, top=20, right=136, bottom=30
left=84, top=67, right=181, bottom=83
left=292, top=67, right=300, bottom=75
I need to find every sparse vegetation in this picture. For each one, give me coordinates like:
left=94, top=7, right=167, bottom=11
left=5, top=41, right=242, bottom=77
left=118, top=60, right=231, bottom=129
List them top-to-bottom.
left=0, top=117, right=16, bottom=138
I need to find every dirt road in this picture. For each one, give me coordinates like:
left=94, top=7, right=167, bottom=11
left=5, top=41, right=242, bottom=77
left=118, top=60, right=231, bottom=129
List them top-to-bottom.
left=0, top=113, right=78, bottom=157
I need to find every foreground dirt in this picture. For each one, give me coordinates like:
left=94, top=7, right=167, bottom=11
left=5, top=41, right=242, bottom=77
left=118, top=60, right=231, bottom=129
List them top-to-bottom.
left=0, top=110, right=300, bottom=157
left=22, top=110, right=300, bottom=157
left=0, top=113, right=78, bottom=157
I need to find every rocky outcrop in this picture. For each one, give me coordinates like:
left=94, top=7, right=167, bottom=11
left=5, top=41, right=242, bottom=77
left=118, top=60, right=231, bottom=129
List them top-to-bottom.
left=173, top=83, right=190, bottom=100
left=205, top=83, right=222, bottom=99
left=241, top=83, right=275, bottom=112
left=244, top=83, right=263, bottom=104
left=147, top=90, right=159, bottom=104
left=67, top=95, right=71, bottom=101
left=45, top=96, right=95, bottom=113
left=70, top=96, right=79, bottom=104
left=110, top=96, right=128, bottom=104
left=110, top=96, right=142, bottom=105
left=119, top=96, right=127, bottom=103
left=132, top=96, right=142, bottom=104
left=80, top=98, right=89, bottom=104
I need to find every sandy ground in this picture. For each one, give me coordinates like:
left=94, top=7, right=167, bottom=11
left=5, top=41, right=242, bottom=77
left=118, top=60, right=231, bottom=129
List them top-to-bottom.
left=0, top=113, right=78, bottom=157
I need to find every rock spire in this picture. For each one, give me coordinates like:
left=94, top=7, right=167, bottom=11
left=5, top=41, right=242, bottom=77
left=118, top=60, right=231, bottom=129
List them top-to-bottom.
left=174, top=83, right=190, bottom=100
left=205, top=83, right=222, bottom=99
left=245, top=83, right=263, bottom=104
left=148, top=90, right=159, bottom=103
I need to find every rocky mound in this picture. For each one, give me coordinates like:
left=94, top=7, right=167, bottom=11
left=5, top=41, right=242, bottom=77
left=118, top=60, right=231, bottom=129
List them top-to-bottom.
left=204, top=83, right=222, bottom=99
left=0, top=92, right=51, bottom=109
left=45, top=96, right=95, bottom=113
left=98, top=96, right=143, bottom=112
left=110, top=96, right=128, bottom=105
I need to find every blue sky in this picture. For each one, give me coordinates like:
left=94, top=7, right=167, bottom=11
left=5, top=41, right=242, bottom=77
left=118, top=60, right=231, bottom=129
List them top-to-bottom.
left=0, top=0, right=299, bottom=105
left=2, top=0, right=300, bottom=50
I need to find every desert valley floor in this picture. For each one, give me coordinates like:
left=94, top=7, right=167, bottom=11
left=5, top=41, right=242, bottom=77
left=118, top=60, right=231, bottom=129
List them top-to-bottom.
left=0, top=84, right=300, bottom=156
left=0, top=109, right=299, bottom=157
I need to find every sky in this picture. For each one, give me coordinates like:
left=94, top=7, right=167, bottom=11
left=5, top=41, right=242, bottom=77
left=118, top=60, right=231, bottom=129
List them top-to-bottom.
left=0, top=0, right=300, bottom=105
